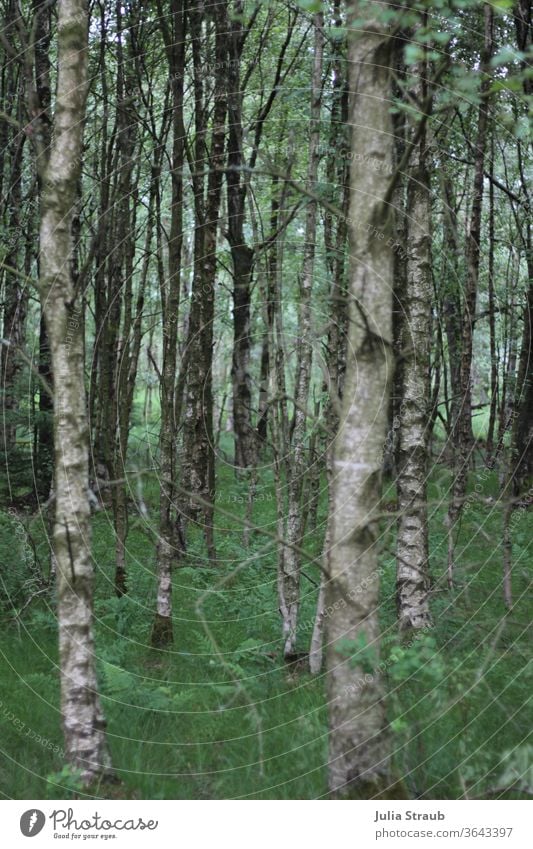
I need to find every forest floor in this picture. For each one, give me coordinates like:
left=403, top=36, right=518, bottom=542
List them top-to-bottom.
left=0, top=443, right=531, bottom=800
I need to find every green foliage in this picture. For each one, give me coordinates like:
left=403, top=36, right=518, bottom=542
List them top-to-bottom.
left=296, top=0, right=323, bottom=13
left=0, top=445, right=35, bottom=500
left=0, top=464, right=530, bottom=799
left=0, top=510, right=40, bottom=614
left=334, top=632, right=379, bottom=674
left=387, top=634, right=446, bottom=685
left=497, top=745, right=533, bottom=795
left=46, top=766, right=85, bottom=798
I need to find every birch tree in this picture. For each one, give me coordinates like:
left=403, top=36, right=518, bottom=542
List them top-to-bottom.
left=37, top=0, right=110, bottom=782
left=152, top=0, right=186, bottom=646
left=179, top=0, right=227, bottom=560
left=226, top=0, right=255, bottom=471
left=309, top=0, right=349, bottom=673
left=326, top=0, right=394, bottom=798
left=446, top=3, right=493, bottom=583
left=278, top=13, right=324, bottom=660
left=395, top=51, right=433, bottom=633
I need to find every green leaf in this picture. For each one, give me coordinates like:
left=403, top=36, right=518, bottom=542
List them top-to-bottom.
left=296, top=0, right=323, bottom=13
left=405, top=43, right=424, bottom=65
left=491, top=46, right=525, bottom=68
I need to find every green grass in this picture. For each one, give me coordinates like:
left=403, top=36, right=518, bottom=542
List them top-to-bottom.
left=0, top=458, right=531, bottom=799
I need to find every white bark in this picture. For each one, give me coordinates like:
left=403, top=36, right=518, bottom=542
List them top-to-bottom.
left=38, top=0, right=110, bottom=782
left=326, top=1, right=394, bottom=797
left=395, top=62, right=433, bottom=633
left=308, top=570, right=326, bottom=674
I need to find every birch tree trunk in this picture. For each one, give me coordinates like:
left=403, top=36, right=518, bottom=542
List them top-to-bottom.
left=38, top=0, right=110, bottom=782
left=152, top=0, right=185, bottom=647
left=180, top=0, right=226, bottom=560
left=326, top=0, right=394, bottom=798
left=227, top=1, right=255, bottom=471
left=309, top=1, right=349, bottom=673
left=109, top=4, right=139, bottom=596
left=446, top=4, right=493, bottom=583
left=279, top=13, right=323, bottom=660
left=395, top=55, right=433, bottom=634
left=486, top=136, right=498, bottom=461
left=501, top=162, right=533, bottom=610
left=256, top=174, right=281, bottom=445
left=440, top=174, right=463, bottom=446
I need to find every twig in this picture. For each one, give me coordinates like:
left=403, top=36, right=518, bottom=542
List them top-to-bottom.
left=11, top=587, right=49, bottom=621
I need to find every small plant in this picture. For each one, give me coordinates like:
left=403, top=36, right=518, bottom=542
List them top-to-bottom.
left=334, top=632, right=380, bottom=675
left=387, top=633, right=446, bottom=686
left=46, top=765, right=85, bottom=798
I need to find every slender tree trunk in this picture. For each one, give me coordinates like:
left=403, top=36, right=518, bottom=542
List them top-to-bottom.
left=32, top=0, right=54, bottom=502
left=37, top=0, right=110, bottom=783
left=152, top=0, right=186, bottom=646
left=180, top=0, right=226, bottom=560
left=326, top=0, right=394, bottom=798
left=514, top=0, right=532, bottom=98
left=499, top=2, right=532, bottom=610
left=447, top=3, right=493, bottom=584
left=0, top=4, right=21, bottom=458
left=227, top=4, right=255, bottom=469
left=110, top=5, right=139, bottom=595
left=310, top=5, right=348, bottom=674
left=92, top=10, right=125, bottom=493
left=279, top=13, right=324, bottom=660
left=395, top=50, right=433, bottom=634
left=388, top=54, right=408, bottom=480
left=486, top=133, right=498, bottom=460
left=1, top=134, right=27, bottom=454
left=268, top=170, right=292, bottom=633
left=440, top=174, right=463, bottom=446
left=256, top=178, right=281, bottom=447
left=501, top=226, right=533, bottom=610
left=496, top=253, right=518, bottom=455
left=512, top=261, right=533, bottom=481
left=501, top=265, right=533, bottom=610
left=36, top=315, right=54, bottom=499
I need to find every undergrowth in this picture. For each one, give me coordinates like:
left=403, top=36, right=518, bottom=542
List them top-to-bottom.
left=0, top=458, right=531, bottom=799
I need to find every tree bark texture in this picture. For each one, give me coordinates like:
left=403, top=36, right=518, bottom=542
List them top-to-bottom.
left=38, top=0, right=110, bottom=782
left=326, top=0, right=394, bottom=798
left=395, top=55, right=433, bottom=634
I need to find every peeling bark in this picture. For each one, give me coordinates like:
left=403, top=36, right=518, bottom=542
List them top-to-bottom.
left=395, top=52, right=433, bottom=634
